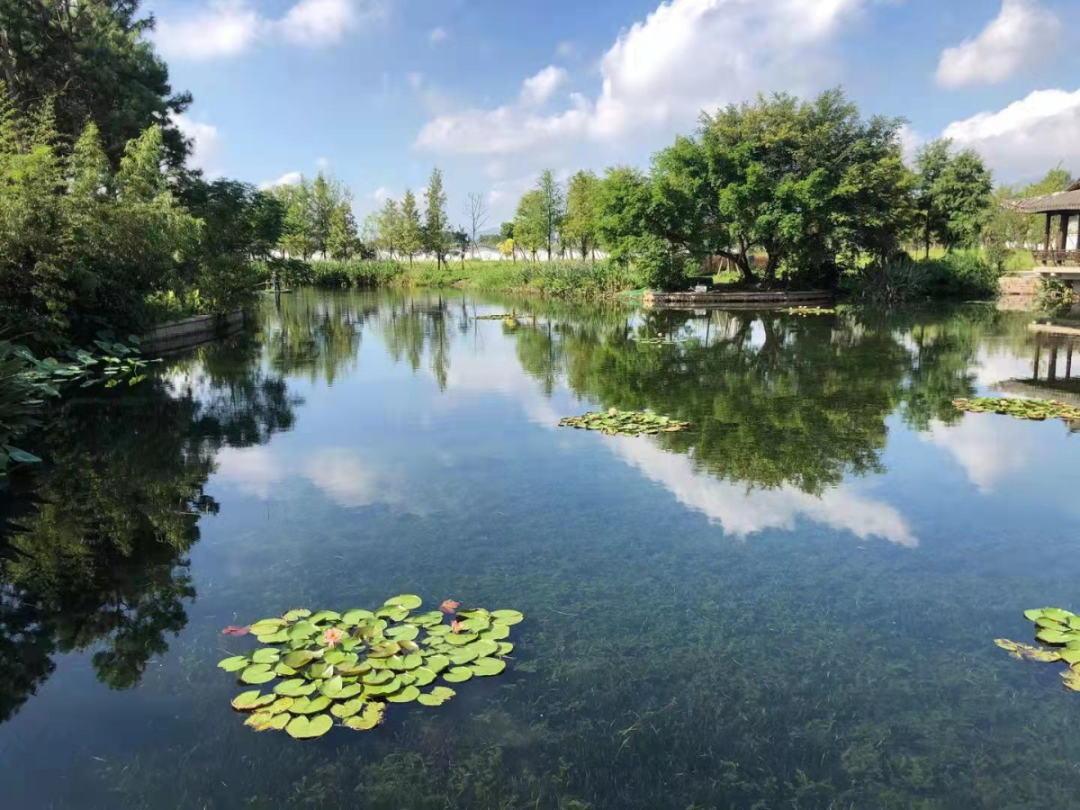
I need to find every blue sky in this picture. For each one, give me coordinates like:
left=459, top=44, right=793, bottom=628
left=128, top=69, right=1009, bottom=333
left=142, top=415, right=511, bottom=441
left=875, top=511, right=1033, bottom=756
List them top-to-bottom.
left=149, top=0, right=1080, bottom=224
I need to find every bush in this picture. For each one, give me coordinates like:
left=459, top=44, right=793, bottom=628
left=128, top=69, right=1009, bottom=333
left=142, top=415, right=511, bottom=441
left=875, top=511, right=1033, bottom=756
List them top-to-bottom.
left=844, top=252, right=999, bottom=306
left=468, top=260, right=643, bottom=298
left=1035, top=277, right=1076, bottom=315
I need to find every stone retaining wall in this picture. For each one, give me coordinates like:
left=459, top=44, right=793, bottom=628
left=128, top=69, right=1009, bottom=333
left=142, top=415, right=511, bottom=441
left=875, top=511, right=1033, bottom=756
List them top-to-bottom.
left=142, top=311, right=244, bottom=355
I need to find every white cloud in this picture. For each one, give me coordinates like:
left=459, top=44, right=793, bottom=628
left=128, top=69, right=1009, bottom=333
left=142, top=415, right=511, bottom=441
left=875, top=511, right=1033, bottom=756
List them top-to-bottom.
left=154, top=0, right=382, bottom=60
left=155, top=0, right=261, bottom=60
left=277, top=0, right=367, bottom=46
left=416, top=0, right=866, bottom=155
left=936, top=0, right=1060, bottom=89
left=429, top=26, right=449, bottom=44
left=556, top=41, right=577, bottom=59
left=519, top=66, right=568, bottom=107
left=408, top=72, right=425, bottom=91
left=943, top=88, right=1080, bottom=179
left=173, top=114, right=223, bottom=176
left=897, top=123, right=923, bottom=164
left=316, top=156, right=331, bottom=170
left=260, top=171, right=304, bottom=189
left=372, top=186, right=390, bottom=201
left=921, top=416, right=1030, bottom=494
left=612, top=437, right=918, bottom=547
left=215, top=446, right=286, bottom=499
left=301, top=449, right=382, bottom=508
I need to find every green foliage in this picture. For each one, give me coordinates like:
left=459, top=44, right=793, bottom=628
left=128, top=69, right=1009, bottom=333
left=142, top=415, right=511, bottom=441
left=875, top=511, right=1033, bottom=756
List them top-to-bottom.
left=0, top=0, right=192, bottom=168
left=914, top=139, right=994, bottom=256
left=424, top=168, right=452, bottom=267
left=535, top=169, right=565, bottom=259
left=513, top=189, right=548, bottom=260
left=397, top=190, right=424, bottom=262
left=845, top=253, right=998, bottom=306
left=465, top=260, right=643, bottom=298
left=1035, top=276, right=1075, bottom=314
left=953, top=396, right=1080, bottom=423
left=558, top=409, right=691, bottom=436
left=218, top=597, right=523, bottom=737
left=998, top=608, right=1080, bottom=692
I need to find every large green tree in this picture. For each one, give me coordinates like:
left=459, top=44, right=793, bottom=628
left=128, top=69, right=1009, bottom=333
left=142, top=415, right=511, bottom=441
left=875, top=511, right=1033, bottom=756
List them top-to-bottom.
left=0, top=0, right=191, bottom=168
left=914, top=139, right=994, bottom=256
left=423, top=168, right=452, bottom=269
left=535, top=169, right=565, bottom=260
left=563, top=170, right=601, bottom=260
left=396, top=189, right=423, bottom=264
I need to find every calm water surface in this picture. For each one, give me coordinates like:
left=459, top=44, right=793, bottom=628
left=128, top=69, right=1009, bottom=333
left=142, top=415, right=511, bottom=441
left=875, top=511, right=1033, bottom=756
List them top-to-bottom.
left=3, top=290, right=1080, bottom=809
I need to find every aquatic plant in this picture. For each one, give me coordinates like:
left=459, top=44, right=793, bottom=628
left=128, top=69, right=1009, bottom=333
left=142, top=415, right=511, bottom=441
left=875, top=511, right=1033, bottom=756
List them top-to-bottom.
left=780, top=307, right=835, bottom=316
left=474, top=314, right=526, bottom=321
left=952, top=397, right=1080, bottom=423
left=558, top=408, right=690, bottom=437
left=217, top=596, right=523, bottom=739
left=997, top=607, right=1080, bottom=691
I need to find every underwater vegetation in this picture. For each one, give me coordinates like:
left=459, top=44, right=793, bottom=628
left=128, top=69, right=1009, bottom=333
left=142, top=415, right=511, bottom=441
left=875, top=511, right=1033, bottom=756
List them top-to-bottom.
left=953, top=397, right=1080, bottom=422
left=558, top=408, right=691, bottom=437
left=217, top=596, right=523, bottom=739
left=997, top=608, right=1080, bottom=692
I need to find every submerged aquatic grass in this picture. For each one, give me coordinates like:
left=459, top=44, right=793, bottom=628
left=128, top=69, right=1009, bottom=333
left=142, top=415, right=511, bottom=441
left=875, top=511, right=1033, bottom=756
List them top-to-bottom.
left=218, top=596, right=523, bottom=739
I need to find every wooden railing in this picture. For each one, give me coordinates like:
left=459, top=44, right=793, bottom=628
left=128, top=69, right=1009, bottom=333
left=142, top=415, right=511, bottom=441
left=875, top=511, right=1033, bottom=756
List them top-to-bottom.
left=1033, top=249, right=1080, bottom=267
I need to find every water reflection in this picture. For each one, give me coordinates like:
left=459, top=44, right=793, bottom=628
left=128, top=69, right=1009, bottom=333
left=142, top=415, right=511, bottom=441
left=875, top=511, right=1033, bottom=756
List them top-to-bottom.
left=0, top=337, right=301, bottom=723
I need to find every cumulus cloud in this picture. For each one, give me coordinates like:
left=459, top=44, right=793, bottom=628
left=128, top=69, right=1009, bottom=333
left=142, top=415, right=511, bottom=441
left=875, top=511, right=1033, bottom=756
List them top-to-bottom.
left=154, top=0, right=383, bottom=60
left=416, top=0, right=866, bottom=155
left=936, top=0, right=1060, bottom=89
left=429, top=26, right=449, bottom=44
left=519, top=66, right=568, bottom=107
left=943, top=88, right=1080, bottom=179
left=173, top=114, right=223, bottom=176
left=260, top=171, right=304, bottom=189
left=372, top=186, right=390, bottom=201
left=921, top=416, right=1030, bottom=494
left=612, top=437, right=918, bottom=547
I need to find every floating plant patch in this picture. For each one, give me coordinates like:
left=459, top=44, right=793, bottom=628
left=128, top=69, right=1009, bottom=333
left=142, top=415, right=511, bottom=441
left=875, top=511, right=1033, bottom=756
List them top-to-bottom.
left=781, top=307, right=835, bottom=316
left=474, top=314, right=526, bottom=321
left=632, top=335, right=684, bottom=345
left=953, top=397, right=1080, bottom=423
left=558, top=408, right=690, bottom=437
left=217, top=596, right=523, bottom=738
left=996, top=607, right=1080, bottom=692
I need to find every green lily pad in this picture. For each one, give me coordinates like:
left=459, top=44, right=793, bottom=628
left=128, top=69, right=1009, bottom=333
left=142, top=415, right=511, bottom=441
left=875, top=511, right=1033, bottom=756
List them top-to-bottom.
left=386, top=594, right=423, bottom=610
left=376, top=606, right=409, bottom=622
left=283, top=609, right=311, bottom=622
left=341, top=609, right=375, bottom=626
left=308, top=610, right=342, bottom=624
left=491, top=610, right=525, bottom=626
left=410, top=611, right=444, bottom=626
left=249, top=618, right=287, bottom=635
left=387, top=625, right=419, bottom=641
left=481, top=625, right=510, bottom=641
left=427, top=626, right=451, bottom=637
left=1037, top=629, right=1073, bottom=645
left=256, top=630, right=289, bottom=644
left=446, top=633, right=478, bottom=646
left=469, top=640, right=499, bottom=658
left=368, top=642, right=401, bottom=659
left=497, top=642, right=514, bottom=656
left=251, top=648, right=280, bottom=664
left=449, top=648, right=479, bottom=665
left=283, top=650, right=317, bottom=669
left=426, top=655, right=450, bottom=673
left=218, top=656, right=249, bottom=672
left=470, top=657, right=507, bottom=676
left=307, top=661, right=334, bottom=679
left=274, top=662, right=298, bottom=677
left=240, top=664, right=276, bottom=685
left=413, top=667, right=436, bottom=687
left=443, top=667, right=473, bottom=683
left=362, top=669, right=394, bottom=685
left=364, top=677, right=403, bottom=696
left=275, top=679, right=318, bottom=697
left=386, top=685, right=421, bottom=703
left=231, top=691, right=276, bottom=711
left=289, top=695, right=332, bottom=715
left=266, top=697, right=294, bottom=715
left=331, top=698, right=367, bottom=719
left=343, top=703, right=385, bottom=731
left=245, top=711, right=290, bottom=731
left=286, top=714, right=333, bottom=739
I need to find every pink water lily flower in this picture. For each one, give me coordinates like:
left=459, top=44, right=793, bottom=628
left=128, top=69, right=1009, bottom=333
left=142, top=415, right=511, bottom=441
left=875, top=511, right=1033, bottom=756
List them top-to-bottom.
left=451, top=620, right=464, bottom=634
left=222, top=625, right=249, bottom=636
left=322, top=627, right=346, bottom=648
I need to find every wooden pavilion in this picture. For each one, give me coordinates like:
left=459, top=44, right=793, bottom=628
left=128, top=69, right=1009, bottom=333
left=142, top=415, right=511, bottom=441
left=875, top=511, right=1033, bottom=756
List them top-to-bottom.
left=1017, top=179, right=1080, bottom=266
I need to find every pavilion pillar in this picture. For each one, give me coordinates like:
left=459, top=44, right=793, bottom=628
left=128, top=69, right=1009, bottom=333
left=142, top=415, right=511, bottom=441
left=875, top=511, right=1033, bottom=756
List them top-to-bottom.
left=1045, top=213, right=1053, bottom=252
left=1060, top=213, right=1071, bottom=252
left=1049, top=346, right=1059, bottom=381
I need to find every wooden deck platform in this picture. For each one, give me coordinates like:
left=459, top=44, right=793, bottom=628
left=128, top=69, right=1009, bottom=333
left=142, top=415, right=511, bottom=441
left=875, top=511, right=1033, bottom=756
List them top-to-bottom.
left=642, top=289, right=833, bottom=310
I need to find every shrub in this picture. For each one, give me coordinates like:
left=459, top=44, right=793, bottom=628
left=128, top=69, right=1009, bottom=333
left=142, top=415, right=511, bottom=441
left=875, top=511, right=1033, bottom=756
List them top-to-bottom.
left=844, top=252, right=999, bottom=307
left=923, top=252, right=999, bottom=300
left=1035, top=277, right=1075, bottom=315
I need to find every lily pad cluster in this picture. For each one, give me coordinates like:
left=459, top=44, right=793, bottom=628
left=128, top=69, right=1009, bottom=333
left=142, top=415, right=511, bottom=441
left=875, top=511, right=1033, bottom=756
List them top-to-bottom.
left=781, top=307, right=835, bottom=316
left=474, top=314, right=524, bottom=321
left=632, top=335, right=683, bottom=345
left=953, top=397, right=1080, bottom=423
left=558, top=408, right=690, bottom=437
left=218, top=596, right=524, bottom=739
left=996, top=607, right=1080, bottom=692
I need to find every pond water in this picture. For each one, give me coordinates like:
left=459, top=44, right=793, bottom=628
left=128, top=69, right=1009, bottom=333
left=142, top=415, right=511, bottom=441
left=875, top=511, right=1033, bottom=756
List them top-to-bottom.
left=3, top=290, right=1080, bottom=809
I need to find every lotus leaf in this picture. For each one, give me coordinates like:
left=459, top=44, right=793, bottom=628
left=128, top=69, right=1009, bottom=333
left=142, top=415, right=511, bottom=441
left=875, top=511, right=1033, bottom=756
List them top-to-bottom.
left=953, top=397, right=1080, bottom=423
left=559, top=409, right=690, bottom=437
left=386, top=594, right=423, bottom=610
left=219, top=595, right=521, bottom=737
left=1023, top=609, right=1044, bottom=622
left=491, top=610, right=524, bottom=626
left=481, top=625, right=510, bottom=641
left=1036, top=629, right=1073, bottom=645
left=251, top=648, right=280, bottom=664
left=1061, top=649, right=1080, bottom=665
left=218, top=656, right=249, bottom=672
left=470, top=657, right=506, bottom=676
left=240, top=664, right=276, bottom=685
left=412, top=667, right=436, bottom=687
left=443, top=667, right=473, bottom=683
left=1064, top=671, right=1080, bottom=692
left=274, top=679, right=318, bottom=697
left=386, top=685, right=420, bottom=703
left=231, top=691, right=276, bottom=711
left=289, top=696, right=332, bottom=715
left=344, top=703, right=385, bottom=731
left=246, top=712, right=290, bottom=731
left=286, top=714, right=333, bottom=739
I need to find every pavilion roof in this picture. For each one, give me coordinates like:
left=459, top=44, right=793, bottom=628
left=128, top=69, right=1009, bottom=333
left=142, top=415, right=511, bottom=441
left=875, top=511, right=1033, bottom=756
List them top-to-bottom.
left=1015, top=180, right=1080, bottom=214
